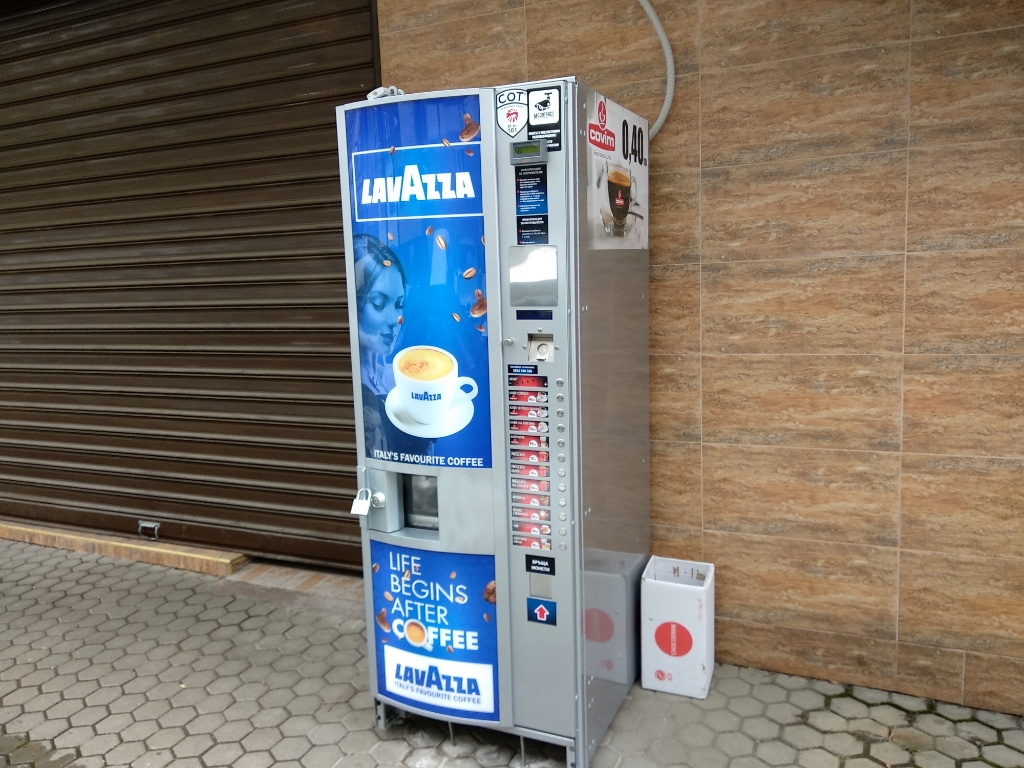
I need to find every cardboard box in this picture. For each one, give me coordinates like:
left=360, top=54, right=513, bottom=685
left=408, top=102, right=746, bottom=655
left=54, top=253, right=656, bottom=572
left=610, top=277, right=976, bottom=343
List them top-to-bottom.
left=640, top=556, right=715, bottom=698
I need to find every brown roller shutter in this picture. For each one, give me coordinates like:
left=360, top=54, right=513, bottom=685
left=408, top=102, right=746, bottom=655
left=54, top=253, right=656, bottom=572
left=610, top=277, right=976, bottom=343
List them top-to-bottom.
left=0, top=0, right=379, bottom=567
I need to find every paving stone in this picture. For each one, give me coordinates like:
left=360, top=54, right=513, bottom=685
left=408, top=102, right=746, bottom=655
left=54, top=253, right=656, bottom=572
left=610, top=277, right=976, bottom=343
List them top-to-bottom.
left=790, top=690, right=826, bottom=711
left=730, top=696, right=767, bottom=717
left=830, top=697, right=870, bottom=719
left=765, top=702, right=803, bottom=725
left=872, top=704, right=910, bottom=728
left=704, top=709, right=742, bottom=732
left=807, top=710, right=847, bottom=733
left=977, top=711, right=1020, bottom=730
left=915, top=713, right=957, bottom=738
left=743, top=717, right=781, bottom=741
left=848, top=717, right=890, bottom=740
left=957, top=719, right=999, bottom=744
left=783, top=725, right=824, bottom=750
left=892, top=727, right=936, bottom=752
left=716, top=731, right=755, bottom=757
left=824, top=731, right=865, bottom=757
left=1006, top=731, right=1024, bottom=752
left=935, top=734, right=980, bottom=760
left=756, top=739, right=797, bottom=766
left=871, top=740, right=911, bottom=764
left=302, top=744, right=345, bottom=768
left=984, top=744, right=1024, bottom=768
left=688, top=745, right=730, bottom=768
left=798, top=747, right=839, bottom=768
left=914, top=750, right=956, bottom=768
left=846, top=759, right=879, bottom=768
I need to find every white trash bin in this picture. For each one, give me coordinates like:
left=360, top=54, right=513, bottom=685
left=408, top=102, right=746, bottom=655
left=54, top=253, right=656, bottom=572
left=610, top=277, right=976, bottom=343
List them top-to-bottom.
left=641, top=556, right=715, bottom=699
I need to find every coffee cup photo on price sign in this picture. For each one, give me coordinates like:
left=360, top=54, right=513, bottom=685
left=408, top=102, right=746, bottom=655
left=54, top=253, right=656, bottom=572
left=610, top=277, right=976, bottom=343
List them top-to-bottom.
left=345, top=95, right=492, bottom=469
left=586, top=97, right=649, bottom=250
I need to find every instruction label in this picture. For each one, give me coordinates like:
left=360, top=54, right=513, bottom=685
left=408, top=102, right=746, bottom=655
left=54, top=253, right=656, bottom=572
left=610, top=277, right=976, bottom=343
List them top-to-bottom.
left=527, top=86, right=561, bottom=151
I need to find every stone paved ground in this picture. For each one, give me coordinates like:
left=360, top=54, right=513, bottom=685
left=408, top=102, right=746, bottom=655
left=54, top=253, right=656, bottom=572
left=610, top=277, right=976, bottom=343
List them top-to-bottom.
left=1, top=539, right=1023, bottom=768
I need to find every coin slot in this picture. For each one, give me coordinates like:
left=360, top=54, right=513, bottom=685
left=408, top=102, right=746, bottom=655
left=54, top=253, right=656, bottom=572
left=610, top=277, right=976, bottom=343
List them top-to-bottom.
left=528, top=333, right=555, bottom=362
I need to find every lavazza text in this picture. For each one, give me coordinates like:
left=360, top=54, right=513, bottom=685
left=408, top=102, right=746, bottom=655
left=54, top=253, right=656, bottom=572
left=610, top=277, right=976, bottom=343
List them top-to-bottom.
left=360, top=166, right=476, bottom=204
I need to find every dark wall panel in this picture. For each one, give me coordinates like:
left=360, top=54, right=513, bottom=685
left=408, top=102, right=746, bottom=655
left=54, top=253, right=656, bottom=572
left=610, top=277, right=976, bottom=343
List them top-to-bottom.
left=0, top=0, right=375, bottom=567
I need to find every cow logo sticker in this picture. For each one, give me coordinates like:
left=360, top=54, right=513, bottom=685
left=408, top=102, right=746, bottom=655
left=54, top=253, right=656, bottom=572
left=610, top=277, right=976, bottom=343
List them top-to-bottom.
left=495, top=89, right=527, bottom=137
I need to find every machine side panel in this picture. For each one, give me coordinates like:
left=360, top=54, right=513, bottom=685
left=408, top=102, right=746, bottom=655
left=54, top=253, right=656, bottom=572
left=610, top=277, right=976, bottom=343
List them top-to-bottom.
left=574, top=83, right=651, bottom=763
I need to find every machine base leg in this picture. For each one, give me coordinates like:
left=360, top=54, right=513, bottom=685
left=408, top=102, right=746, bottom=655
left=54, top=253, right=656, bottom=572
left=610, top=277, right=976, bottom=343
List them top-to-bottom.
left=374, top=700, right=403, bottom=730
left=566, top=743, right=577, bottom=768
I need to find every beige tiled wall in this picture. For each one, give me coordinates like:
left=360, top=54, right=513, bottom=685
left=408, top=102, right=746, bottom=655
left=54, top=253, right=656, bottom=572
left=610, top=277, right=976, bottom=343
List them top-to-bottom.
left=376, top=0, right=1024, bottom=714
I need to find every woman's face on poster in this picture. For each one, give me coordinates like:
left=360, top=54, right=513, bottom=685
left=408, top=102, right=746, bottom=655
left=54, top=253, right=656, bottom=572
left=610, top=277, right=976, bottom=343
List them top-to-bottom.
left=358, top=267, right=405, bottom=357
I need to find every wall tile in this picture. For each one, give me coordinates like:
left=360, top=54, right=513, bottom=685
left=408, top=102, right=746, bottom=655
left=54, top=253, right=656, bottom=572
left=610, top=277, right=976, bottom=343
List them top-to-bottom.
left=376, top=0, right=523, bottom=35
left=525, top=0, right=698, bottom=90
left=701, top=0, right=910, bottom=70
left=912, top=0, right=1024, bottom=39
left=380, top=9, right=526, bottom=92
left=911, top=28, right=1024, bottom=146
left=702, top=45, right=909, bottom=167
left=602, top=75, right=700, bottom=171
left=908, top=139, right=1024, bottom=252
left=701, top=152, right=908, bottom=263
left=650, top=170, right=700, bottom=266
left=905, top=249, right=1024, bottom=354
left=702, top=254, right=905, bottom=354
left=650, top=264, right=699, bottom=354
left=650, top=354, right=701, bottom=443
left=703, top=354, right=903, bottom=451
left=903, top=355, right=1024, bottom=457
left=651, top=441, right=701, bottom=529
left=703, top=445, right=900, bottom=547
left=902, top=454, right=1024, bottom=558
left=651, top=523, right=703, bottom=562
left=705, top=531, right=899, bottom=639
left=900, top=550, right=1024, bottom=657
left=717, top=618, right=898, bottom=690
left=896, top=643, right=965, bottom=703
left=963, top=652, right=1024, bottom=716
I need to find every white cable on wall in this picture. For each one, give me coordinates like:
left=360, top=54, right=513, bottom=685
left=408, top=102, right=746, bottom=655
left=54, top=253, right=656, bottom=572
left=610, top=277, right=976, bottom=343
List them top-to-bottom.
left=636, top=0, right=675, bottom=139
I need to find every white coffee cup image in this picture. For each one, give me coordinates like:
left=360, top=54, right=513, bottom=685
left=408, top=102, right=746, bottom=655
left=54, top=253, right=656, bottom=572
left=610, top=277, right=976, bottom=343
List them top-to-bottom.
left=392, top=345, right=478, bottom=425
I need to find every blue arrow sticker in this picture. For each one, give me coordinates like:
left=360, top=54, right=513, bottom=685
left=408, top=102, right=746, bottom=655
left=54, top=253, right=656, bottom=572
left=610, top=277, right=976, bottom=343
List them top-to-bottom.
left=526, top=597, right=557, bottom=626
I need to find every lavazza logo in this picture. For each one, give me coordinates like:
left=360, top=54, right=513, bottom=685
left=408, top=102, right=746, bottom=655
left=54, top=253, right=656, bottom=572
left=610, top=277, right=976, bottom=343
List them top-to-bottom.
left=495, top=89, right=527, bottom=137
left=588, top=99, right=616, bottom=152
left=360, top=165, right=476, bottom=205
left=412, top=391, right=441, bottom=402
left=384, top=645, right=495, bottom=713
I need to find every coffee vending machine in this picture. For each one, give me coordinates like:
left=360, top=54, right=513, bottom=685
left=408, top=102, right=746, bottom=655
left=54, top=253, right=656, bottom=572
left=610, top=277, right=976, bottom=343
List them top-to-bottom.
left=336, top=78, right=650, bottom=767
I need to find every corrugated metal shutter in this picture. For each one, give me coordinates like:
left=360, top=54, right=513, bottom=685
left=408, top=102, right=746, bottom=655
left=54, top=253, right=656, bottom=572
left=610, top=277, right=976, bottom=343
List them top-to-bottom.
left=0, top=0, right=377, bottom=567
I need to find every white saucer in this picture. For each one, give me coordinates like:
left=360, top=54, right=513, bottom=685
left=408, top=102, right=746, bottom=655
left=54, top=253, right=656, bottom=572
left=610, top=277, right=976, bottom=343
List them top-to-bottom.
left=600, top=205, right=636, bottom=235
left=385, top=389, right=475, bottom=439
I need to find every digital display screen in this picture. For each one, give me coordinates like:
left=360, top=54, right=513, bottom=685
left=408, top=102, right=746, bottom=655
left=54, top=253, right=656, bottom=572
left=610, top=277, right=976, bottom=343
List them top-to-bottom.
left=514, top=143, right=541, bottom=156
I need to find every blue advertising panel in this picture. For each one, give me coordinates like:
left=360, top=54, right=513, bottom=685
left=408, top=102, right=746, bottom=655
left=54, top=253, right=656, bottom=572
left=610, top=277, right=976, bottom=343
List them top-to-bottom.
left=345, top=95, right=491, bottom=469
left=369, top=540, right=499, bottom=721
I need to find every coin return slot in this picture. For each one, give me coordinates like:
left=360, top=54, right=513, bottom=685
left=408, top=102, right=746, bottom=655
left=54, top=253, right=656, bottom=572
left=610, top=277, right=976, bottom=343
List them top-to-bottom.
left=528, top=334, right=555, bottom=362
left=402, top=474, right=439, bottom=531
left=530, top=573, right=554, bottom=599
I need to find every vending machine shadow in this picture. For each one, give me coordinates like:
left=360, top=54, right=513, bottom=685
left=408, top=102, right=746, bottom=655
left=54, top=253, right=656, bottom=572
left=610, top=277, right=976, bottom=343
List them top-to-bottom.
left=336, top=78, right=651, bottom=768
